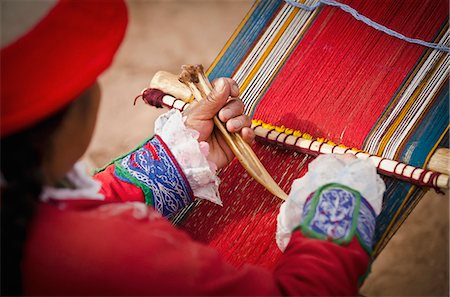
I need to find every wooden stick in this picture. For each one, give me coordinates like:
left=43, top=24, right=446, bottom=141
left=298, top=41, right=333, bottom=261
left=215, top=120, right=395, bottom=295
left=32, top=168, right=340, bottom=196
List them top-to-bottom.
left=178, top=65, right=289, bottom=201
left=251, top=123, right=449, bottom=190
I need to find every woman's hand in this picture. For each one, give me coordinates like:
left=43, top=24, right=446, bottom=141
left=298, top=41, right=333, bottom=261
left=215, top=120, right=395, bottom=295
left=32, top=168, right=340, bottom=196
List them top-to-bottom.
left=183, top=78, right=255, bottom=169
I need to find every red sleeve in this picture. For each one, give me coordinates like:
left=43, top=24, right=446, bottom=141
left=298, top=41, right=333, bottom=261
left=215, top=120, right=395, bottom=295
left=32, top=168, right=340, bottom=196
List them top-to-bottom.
left=93, top=164, right=145, bottom=203
left=24, top=203, right=370, bottom=296
left=274, top=232, right=369, bottom=296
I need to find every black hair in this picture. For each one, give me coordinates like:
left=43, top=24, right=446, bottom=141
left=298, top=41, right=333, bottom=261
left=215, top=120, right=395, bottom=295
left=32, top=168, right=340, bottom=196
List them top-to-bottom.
left=1, top=106, right=70, bottom=296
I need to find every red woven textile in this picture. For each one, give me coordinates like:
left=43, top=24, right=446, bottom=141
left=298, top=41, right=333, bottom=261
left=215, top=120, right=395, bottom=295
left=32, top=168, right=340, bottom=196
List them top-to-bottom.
left=180, top=0, right=448, bottom=268
left=255, top=0, right=447, bottom=148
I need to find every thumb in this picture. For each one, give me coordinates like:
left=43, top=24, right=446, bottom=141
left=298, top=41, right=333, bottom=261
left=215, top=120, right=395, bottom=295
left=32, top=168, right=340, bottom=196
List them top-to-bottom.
left=196, top=78, right=230, bottom=118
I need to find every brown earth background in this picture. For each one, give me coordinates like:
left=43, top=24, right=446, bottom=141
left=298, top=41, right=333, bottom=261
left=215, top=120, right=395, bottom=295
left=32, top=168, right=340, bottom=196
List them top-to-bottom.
left=3, top=0, right=449, bottom=296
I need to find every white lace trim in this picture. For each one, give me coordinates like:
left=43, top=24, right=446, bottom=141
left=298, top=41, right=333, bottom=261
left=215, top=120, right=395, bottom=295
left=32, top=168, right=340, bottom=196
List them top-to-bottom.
left=155, top=109, right=222, bottom=206
left=276, top=154, right=385, bottom=251
left=40, top=161, right=104, bottom=202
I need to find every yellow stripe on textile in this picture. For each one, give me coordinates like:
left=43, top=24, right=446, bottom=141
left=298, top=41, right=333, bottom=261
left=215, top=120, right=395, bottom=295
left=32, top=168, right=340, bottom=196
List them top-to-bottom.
left=239, top=8, right=299, bottom=93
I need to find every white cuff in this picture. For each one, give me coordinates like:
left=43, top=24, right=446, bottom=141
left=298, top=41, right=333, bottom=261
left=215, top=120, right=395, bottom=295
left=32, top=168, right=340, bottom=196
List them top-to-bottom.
left=154, top=109, right=222, bottom=206
left=276, top=154, right=385, bottom=251
left=40, top=161, right=104, bottom=202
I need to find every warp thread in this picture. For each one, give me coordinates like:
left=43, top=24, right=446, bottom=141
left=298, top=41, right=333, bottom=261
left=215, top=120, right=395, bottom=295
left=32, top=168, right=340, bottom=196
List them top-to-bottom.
left=284, top=0, right=450, bottom=53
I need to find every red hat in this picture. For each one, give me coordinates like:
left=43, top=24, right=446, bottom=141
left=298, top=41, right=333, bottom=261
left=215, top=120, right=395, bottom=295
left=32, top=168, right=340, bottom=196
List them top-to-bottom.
left=1, top=0, right=128, bottom=137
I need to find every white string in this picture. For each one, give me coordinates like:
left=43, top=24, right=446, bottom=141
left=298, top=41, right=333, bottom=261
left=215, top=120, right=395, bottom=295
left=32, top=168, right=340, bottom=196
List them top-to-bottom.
left=285, top=0, right=450, bottom=53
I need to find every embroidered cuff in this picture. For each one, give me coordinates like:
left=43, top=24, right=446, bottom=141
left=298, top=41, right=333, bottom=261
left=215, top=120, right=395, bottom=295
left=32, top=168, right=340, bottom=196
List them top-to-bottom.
left=154, top=109, right=222, bottom=205
left=114, top=135, right=194, bottom=219
left=276, top=154, right=384, bottom=252
left=296, top=183, right=376, bottom=253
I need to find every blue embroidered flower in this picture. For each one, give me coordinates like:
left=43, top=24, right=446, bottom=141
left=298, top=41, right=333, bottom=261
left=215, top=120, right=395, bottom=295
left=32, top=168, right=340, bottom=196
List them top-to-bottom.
left=114, top=135, right=193, bottom=218
left=299, top=183, right=376, bottom=250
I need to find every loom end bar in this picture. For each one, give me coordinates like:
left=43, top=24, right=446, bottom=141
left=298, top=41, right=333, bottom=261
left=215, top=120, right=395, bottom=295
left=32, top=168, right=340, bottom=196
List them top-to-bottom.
left=150, top=71, right=193, bottom=102
left=252, top=122, right=450, bottom=191
left=427, top=148, right=450, bottom=177
left=428, top=148, right=450, bottom=189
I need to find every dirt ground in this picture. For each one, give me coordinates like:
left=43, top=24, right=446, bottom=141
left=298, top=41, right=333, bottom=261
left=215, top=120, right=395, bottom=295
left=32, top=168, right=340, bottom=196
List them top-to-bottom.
left=10, top=0, right=444, bottom=295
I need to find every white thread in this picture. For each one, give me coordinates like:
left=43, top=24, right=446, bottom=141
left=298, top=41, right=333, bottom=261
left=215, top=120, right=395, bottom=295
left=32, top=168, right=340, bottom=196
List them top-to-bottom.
left=285, top=0, right=450, bottom=53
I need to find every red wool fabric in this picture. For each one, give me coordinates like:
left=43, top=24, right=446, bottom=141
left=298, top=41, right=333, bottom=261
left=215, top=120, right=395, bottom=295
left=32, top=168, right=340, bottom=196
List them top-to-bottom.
left=0, top=0, right=128, bottom=137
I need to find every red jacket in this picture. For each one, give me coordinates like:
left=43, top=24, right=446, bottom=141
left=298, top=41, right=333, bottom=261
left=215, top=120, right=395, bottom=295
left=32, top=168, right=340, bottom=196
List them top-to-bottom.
left=23, top=137, right=370, bottom=296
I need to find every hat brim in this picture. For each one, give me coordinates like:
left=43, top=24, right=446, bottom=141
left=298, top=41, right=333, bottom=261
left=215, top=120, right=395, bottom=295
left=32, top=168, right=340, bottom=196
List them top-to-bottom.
left=1, top=0, right=128, bottom=137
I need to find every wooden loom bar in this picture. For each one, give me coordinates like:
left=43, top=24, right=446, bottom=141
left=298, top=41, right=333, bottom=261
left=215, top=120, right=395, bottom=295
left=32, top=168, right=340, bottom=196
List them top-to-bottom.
left=150, top=70, right=193, bottom=102
left=140, top=81, right=449, bottom=191
left=252, top=123, right=449, bottom=190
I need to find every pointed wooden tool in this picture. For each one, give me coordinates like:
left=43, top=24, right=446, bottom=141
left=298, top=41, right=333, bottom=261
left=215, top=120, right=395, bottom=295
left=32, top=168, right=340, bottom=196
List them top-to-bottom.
left=179, top=64, right=288, bottom=201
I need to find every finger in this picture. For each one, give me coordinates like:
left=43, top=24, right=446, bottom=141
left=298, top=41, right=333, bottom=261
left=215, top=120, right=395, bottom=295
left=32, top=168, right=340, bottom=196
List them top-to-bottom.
left=212, top=77, right=239, bottom=97
left=195, top=78, right=231, bottom=119
left=218, top=98, right=244, bottom=122
left=226, top=114, right=252, bottom=133
left=241, top=127, right=256, bottom=145
left=211, top=130, right=235, bottom=169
